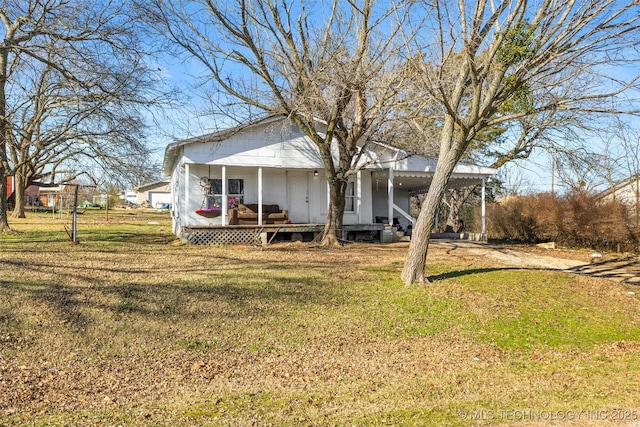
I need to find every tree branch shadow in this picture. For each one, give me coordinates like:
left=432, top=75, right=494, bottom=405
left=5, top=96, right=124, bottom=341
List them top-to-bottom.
left=428, top=266, right=533, bottom=281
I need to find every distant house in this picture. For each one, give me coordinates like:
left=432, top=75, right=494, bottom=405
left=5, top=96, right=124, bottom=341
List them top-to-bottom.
left=162, top=116, right=497, bottom=244
left=600, top=174, right=640, bottom=218
left=6, top=175, right=55, bottom=208
left=6, top=176, right=15, bottom=209
left=6, top=176, right=14, bottom=198
left=135, top=180, right=171, bottom=208
left=122, top=190, right=139, bottom=206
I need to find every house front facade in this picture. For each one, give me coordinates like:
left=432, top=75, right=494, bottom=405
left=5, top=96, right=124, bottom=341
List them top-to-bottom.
left=162, top=116, right=497, bottom=243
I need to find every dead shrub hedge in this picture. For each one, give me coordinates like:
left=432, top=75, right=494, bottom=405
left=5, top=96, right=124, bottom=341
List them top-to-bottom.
left=485, top=191, right=638, bottom=252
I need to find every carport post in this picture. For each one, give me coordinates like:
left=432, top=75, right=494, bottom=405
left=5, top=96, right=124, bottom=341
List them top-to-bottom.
left=258, top=166, right=263, bottom=226
left=387, top=167, right=394, bottom=226
left=481, top=178, right=486, bottom=238
left=72, top=184, right=79, bottom=244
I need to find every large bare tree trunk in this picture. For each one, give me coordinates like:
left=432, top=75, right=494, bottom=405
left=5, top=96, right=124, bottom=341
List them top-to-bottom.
left=0, top=46, right=10, bottom=232
left=402, top=138, right=461, bottom=284
left=11, top=170, right=28, bottom=218
left=0, top=172, right=9, bottom=232
left=321, top=179, right=347, bottom=247
left=11, top=187, right=25, bottom=218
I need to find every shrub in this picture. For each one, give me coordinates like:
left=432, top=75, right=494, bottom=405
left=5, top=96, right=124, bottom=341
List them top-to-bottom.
left=486, top=191, right=638, bottom=252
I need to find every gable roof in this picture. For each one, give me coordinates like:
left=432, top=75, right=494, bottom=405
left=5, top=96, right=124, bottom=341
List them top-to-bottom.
left=162, top=115, right=497, bottom=180
left=162, top=115, right=284, bottom=176
left=135, top=180, right=171, bottom=193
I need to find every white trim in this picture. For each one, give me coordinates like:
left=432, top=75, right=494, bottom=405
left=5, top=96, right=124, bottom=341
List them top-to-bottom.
left=184, top=163, right=190, bottom=225
left=222, top=165, right=227, bottom=226
left=258, top=166, right=263, bottom=225
left=387, top=167, right=394, bottom=225
left=356, top=170, right=362, bottom=223
left=326, top=179, right=330, bottom=213
left=393, top=203, right=414, bottom=226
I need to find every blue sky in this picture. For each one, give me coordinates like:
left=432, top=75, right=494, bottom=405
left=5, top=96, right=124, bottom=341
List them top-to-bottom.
left=146, top=0, right=640, bottom=195
left=150, top=56, right=639, bottom=195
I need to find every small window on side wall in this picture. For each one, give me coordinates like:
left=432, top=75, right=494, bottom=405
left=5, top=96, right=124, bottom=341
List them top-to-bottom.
left=345, top=181, right=356, bottom=212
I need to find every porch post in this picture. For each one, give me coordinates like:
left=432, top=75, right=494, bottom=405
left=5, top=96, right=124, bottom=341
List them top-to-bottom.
left=184, top=163, right=190, bottom=223
left=222, top=165, right=228, bottom=226
left=258, top=166, right=263, bottom=226
left=387, top=168, right=394, bottom=225
left=356, top=170, right=362, bottom=223
left=481, top=178, right=486, bottom=238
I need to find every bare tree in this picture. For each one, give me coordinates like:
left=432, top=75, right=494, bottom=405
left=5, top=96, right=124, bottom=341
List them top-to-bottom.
left=0, top=0, right=163, bottom=227
left=142, top=0, right=413, bottom=246
left=401, top=0, right=640, bottom=284
left=554, top=149, right=606, bottom=193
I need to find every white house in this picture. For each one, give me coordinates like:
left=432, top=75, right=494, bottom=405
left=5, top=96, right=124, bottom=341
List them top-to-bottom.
left=162, top=116, right=497, bottom=244
left=599, top=174, right=640, bottom=218
left=135, top=180, right=172, bottom=208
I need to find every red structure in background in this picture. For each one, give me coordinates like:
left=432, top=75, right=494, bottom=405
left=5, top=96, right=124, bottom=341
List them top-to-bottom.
left=6, top=176, right=14, bottom=198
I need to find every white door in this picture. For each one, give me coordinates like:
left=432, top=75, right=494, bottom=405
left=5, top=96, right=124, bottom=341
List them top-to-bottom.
left=287, top=171, right=310, bottom=223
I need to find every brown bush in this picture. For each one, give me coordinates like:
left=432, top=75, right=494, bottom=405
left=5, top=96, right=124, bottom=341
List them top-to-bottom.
left=486, top=191, right=638, bottom=252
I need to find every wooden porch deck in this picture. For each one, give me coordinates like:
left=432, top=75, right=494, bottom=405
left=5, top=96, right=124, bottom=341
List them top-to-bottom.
left=182, top=223, right=387, bottom=245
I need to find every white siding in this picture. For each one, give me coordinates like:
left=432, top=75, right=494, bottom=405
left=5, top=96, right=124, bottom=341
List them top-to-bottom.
left=182, top=123, right=323, bottom=169
left=170, top=160, right=182, bottom=236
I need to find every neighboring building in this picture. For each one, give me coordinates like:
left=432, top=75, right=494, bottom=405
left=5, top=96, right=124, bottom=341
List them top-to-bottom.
left=162, top=116, right=497, bottom=243
left=600, top=174, right=640, bottom=218
left=6, top=175, right=63, bottom=208
left=6, top=176, right=15, bottom=209
left=6, top=176, right=14, bottom=198
left=135, top=180, right=171, bottom=208
left=123, top=190, right=139, bottom=206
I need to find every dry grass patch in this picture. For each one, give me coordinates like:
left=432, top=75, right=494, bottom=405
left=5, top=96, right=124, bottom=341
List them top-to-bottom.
left=1, top=211, right=640, bottom=426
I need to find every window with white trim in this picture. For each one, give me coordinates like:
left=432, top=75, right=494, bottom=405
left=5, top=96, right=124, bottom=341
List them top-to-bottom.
left=206, top=178, right=244, bottom=209
left=345, top=181, right=356, bottom=212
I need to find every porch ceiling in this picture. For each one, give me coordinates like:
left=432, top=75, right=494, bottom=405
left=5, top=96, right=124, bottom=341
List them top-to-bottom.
left=371, top=170, right=490, bottom=193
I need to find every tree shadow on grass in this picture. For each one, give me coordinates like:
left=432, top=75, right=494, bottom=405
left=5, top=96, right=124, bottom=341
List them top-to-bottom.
left=568, top=258, right=640, bottom=286
left=0, top=262, right=345, bottom=335
left=430, top=262, right=640, bottom=286
left=428, top=266, right=541, bottom=282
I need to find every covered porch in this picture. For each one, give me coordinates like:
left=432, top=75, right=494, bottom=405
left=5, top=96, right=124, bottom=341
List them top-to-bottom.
left=176, top=161, right=492, bottom=244
left=370, top=165, right=493, bottom=239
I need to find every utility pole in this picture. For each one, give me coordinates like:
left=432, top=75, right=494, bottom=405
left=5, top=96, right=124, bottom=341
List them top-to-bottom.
left=551, top=151, right=555, bottom=197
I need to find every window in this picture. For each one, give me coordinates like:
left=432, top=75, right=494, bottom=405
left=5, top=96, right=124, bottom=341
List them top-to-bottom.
left=205, top=178, right=244, bottom=209
left=345, top=181, right=356, bottom=212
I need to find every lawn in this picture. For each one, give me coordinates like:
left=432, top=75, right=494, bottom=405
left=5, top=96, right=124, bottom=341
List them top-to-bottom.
left=1, top=210, right=640, bottom=426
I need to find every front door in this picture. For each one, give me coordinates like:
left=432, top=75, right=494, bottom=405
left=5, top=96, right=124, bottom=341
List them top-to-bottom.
left=287, top=171, right=310, bottom=223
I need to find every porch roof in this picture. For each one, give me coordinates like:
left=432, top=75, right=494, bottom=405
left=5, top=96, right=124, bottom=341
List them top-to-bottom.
left=369, top=150, right=497, bottom=191
left=371, top=169, right=492, bottom=192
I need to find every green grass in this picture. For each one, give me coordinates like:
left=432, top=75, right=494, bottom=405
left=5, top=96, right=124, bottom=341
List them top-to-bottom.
left=1, top=210, right=640, bottom=426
